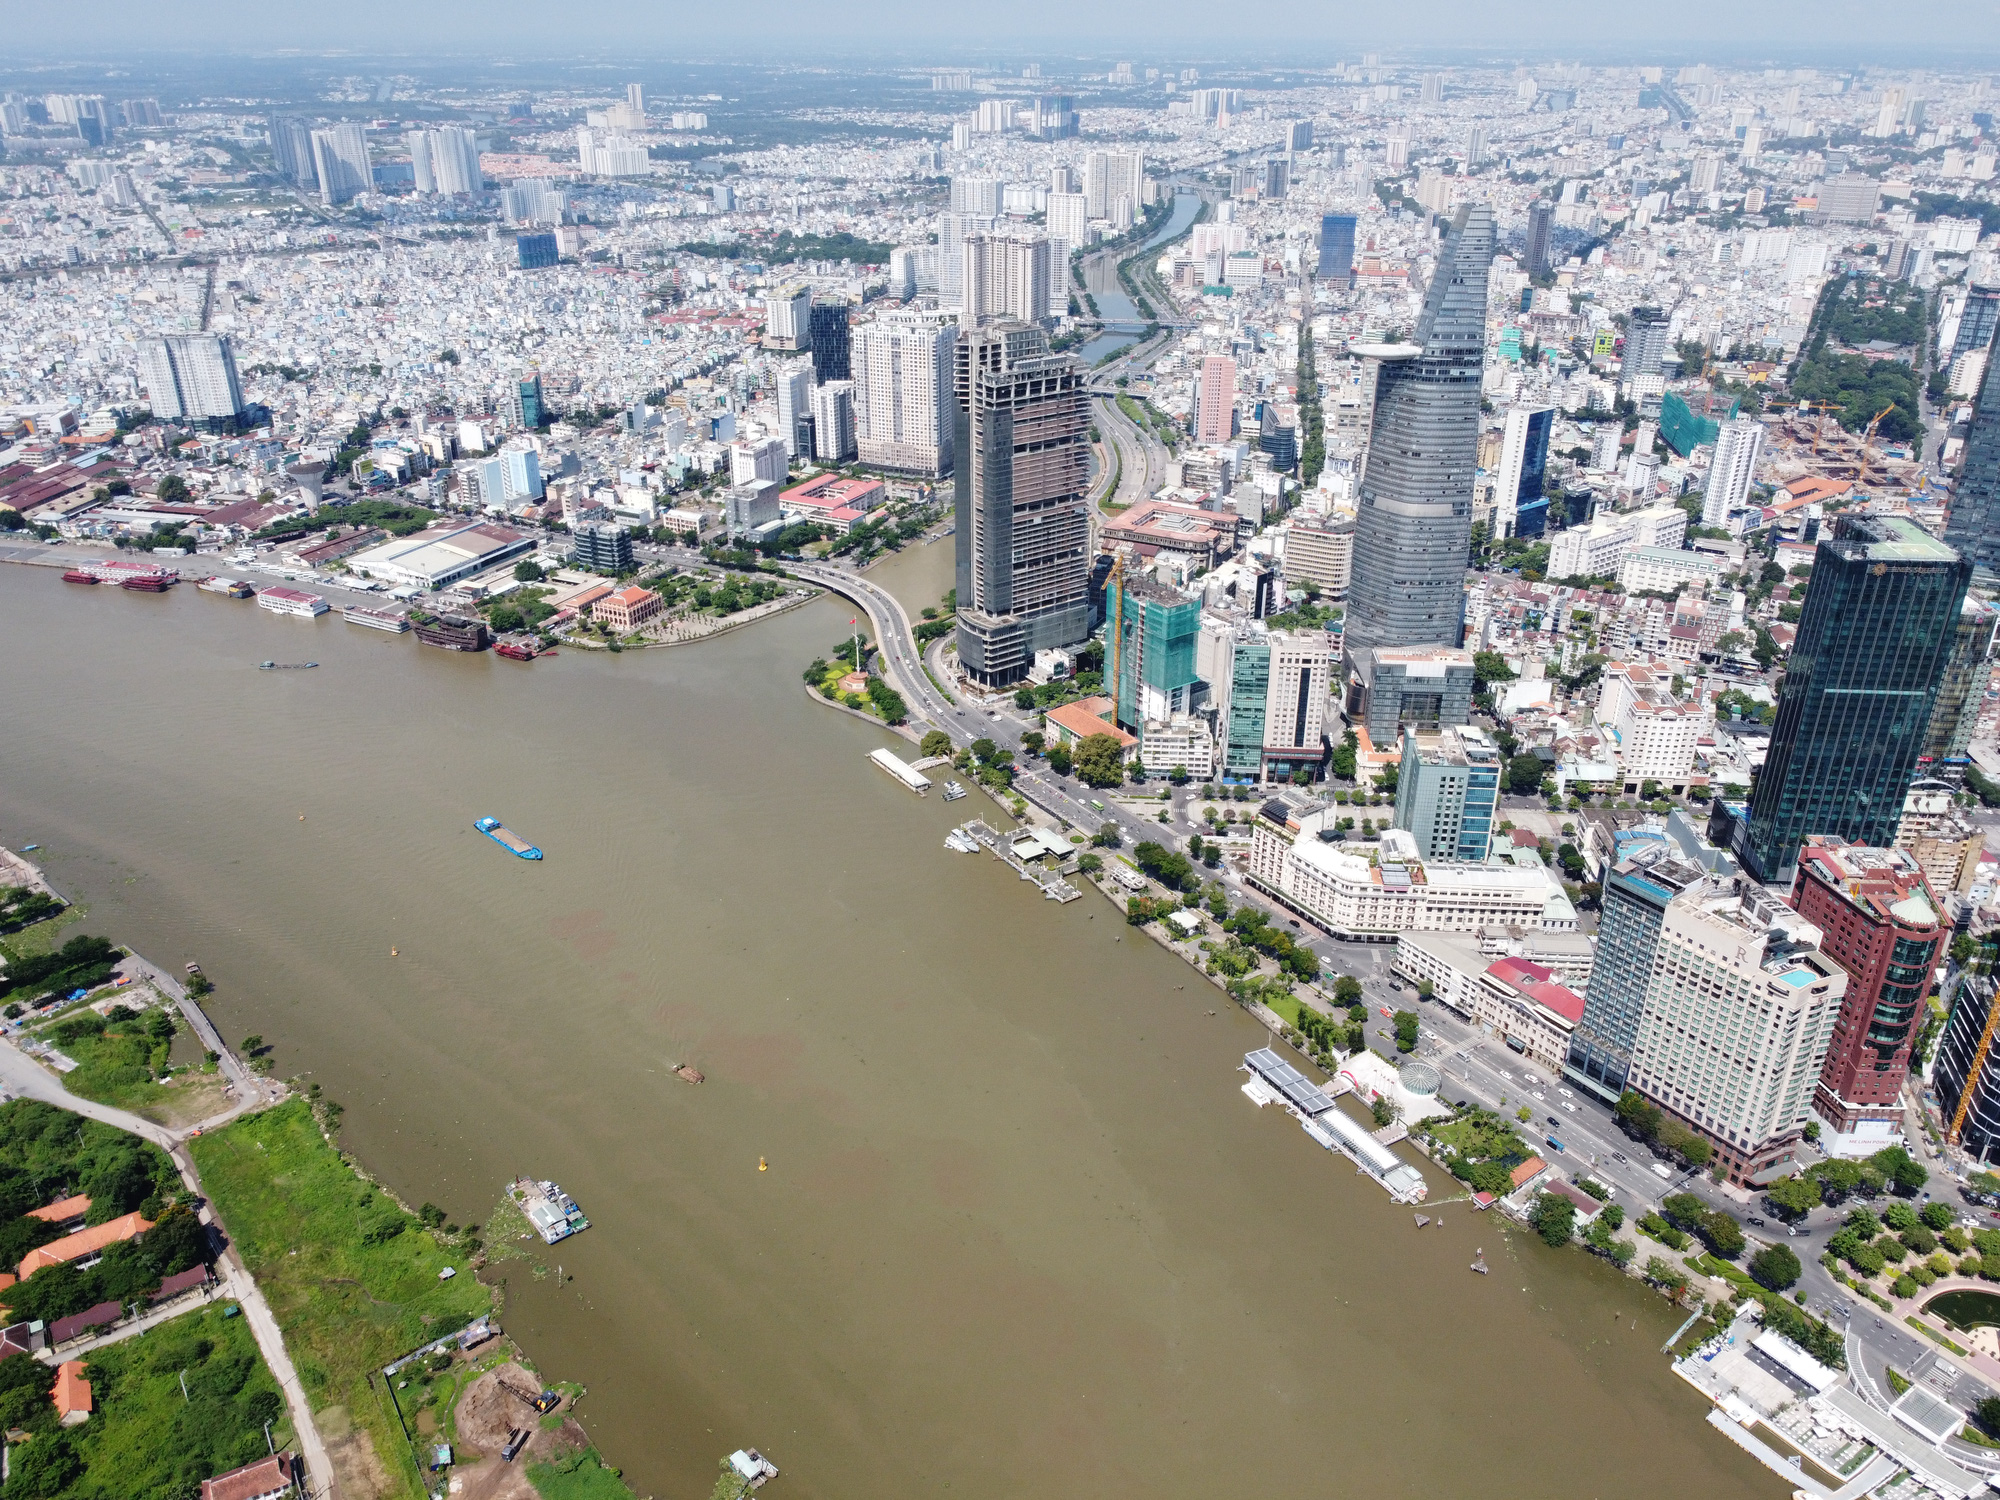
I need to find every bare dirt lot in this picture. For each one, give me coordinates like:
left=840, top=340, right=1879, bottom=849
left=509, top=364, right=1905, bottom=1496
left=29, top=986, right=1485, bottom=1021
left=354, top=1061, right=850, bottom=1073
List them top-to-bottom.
left=449, top=1361, right=589, bottom=1500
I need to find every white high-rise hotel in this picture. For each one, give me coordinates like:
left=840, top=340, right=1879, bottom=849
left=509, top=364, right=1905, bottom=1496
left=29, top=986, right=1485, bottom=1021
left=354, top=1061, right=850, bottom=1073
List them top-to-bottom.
left=853, top=309, right=956, bottom=477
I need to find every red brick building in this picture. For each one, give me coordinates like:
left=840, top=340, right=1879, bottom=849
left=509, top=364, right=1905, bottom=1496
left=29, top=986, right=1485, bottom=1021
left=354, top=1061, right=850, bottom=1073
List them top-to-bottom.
left=1789, top=837, right=1945, bottom=1155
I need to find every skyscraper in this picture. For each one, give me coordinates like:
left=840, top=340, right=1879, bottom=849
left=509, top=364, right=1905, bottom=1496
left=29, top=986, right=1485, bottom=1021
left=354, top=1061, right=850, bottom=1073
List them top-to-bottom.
left=267, top=114, right=317, bottom=190
left=310, top=124, right=371, bottom=206
left=428, top=126, right=482, bottom=195
left=406, top=129, right=436, bottom=194
left=1083, top=149, right=1144, bottom=219
left=1524, top=201, right=1554, bottom=278
left=1343, top=202, right=1494, bottom=673
left=1316, top=214, right=1355, bottom=286
left=960, top=233, right=1055, bottom=326
left=1952, top=283, right=2000, bottom=362
left=809, top=302, right=851, bottom=383
left=1622, top=306, right=1671, bottom=380
left=854, top=309, right=956, bottom=476
left=953, top=323, right=1091, bottom=687
left=136, top=334, right=246, bottom=422
left=1947, top=351, right=2000, bottom=571
left=1195, top=356, right=1237, bottom=444
left=774, top=362, right=815, bottom=460
left=810, top=381, right=856, bottom=463
left=1495, top=405, right=1553, bottom=539
left=1703, top=417, right=1764, bottom=526
left=1736, top=514, right=1972, bottom=885
left=1108, top=572, right=1201, bottom=733
left=1922, top=596, right=1999, bottom=774
left=1393, top=727, right=1500, bottom=862
left=1789, top=838, right=1944, bottom=1157
left=1564, top=844, right=1707, bottom=1101
left=1624, top=872, right=1846, bottom=1185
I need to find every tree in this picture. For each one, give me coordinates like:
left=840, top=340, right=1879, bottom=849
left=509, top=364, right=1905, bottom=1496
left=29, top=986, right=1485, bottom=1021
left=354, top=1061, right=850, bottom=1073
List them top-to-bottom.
left=154, top=474, right=190, bottom=505
left=514, top=560, right=545, bottom=582
left=1472, top=651, right=1518, bottom=689
left=1014, top=688, right=1035, bottom=710
left=920, top=730, right=953, bottom=758
left=1328, top=731, right=1358, bottom=781
left=1074, top=733, right=1128, bottom=789
left=970, top=738, right=998, bottom=764
left=1047, top=743, right=1072, bottom=776
left=1505, top=754, right=1547, bottom=795
left=1092, top=822, right=1122, bottom=849
left=1077, top=853, right=1102, bottom=875
left=1333, top=976, right=1363, bottom=1006
left=1393, top=1011, right=1419, bottom=1053
left=1614, top=1090, right=1663, bottom=1141
left=1872, top=1145, right=1929, bottom=1195
left=1809, top=1157, right=1867, bottom=1202
left=1764, top=1175, right=1822, bottom=1219
left=1529, top=1192, right=1577, bottom=1247
left=1922, top=1201, right=1955, bottom=1232
left=1699, top=1208, right=1746, bottom=1259
left=1750, top=1242, right=1802, bottom=1291
left=1977, top=1398, right=2000, bottom=1441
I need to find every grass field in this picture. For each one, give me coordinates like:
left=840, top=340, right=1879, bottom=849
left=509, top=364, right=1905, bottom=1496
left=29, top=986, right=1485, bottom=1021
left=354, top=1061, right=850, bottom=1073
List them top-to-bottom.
left=0, top=908, right=86, bottom=964
left=26, top=997, right=227, bottom=1124
left=190, top=1101, right=493, bottom=1499
left=12, top=1301, right=291, bottom=1500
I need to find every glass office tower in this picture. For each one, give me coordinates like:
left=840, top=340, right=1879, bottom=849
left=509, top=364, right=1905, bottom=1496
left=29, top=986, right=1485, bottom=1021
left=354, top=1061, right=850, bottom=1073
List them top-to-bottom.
left=1737, top=514, right=1971, bottom=885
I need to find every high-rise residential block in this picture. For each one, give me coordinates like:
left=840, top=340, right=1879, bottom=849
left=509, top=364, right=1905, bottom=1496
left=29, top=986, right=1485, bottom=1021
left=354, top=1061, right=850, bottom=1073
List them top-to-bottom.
left=267, top=114, right=317, bottom=190
left=310, top=124, right=371, bottom=206
left=425, top=126, right=481, bottom=195
left=1083, top=149, right=1144, bottom=219
left=1046, top=192, right=1090, bottom=249
left=1344, top=202, right=1494, bottom=672
left=1317, top=214, right=1356, bottom=285
left=516, top=232, right=557, bottom=270
left=961, top=232, right=1054, bottom=325
left=1951, top=283, right=2000, bottom=362
left=764, top=285, right=811, bottom=351
left=1621, top=306, right=1671, bottom=380
left=853, top=308, right=956, bottom=477
left=953, top=323, right=1090, bottom=687
left=136, top=334, right=245, bottom=422
left=1947, top=351, right=2000, bottom=571
left=1195, top=356, right=1237, bottom=444
left=810, top=381, right=856, bottom=463
left=1495, top=405, right=1553, bottom=539
left=1703, top=418, right=1764, bottom=526
left=730, top=435, right=789, bottom=487
left=1736, top=514, right=1971, bottom=885
left=1393, top=727, right=1500, bottom=863
left=1788, top=838, right=1944, bottom=1157
left=1564, top=845, right=1707, bottom=1102
left=1623, top=872, right=1845, bottom=1185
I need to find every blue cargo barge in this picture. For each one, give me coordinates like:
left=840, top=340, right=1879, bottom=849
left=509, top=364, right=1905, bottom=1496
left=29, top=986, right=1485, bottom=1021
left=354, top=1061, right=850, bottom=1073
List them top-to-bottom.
left=475, top=817, right=543, bottom=860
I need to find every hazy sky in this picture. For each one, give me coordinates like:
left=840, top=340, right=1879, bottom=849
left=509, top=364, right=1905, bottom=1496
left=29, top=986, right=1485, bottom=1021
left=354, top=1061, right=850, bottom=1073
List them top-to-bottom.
left=8, top=0, right=1999, bottom=60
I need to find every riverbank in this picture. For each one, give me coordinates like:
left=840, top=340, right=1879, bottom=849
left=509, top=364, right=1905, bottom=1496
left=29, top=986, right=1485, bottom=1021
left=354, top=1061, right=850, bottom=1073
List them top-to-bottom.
left=1, top=560, right=1782, bottom=1500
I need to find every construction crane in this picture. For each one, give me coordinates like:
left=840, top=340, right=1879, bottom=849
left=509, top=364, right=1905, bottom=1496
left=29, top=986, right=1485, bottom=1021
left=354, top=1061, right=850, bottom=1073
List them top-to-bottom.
left=1860, top=403, right=1897, bottom=482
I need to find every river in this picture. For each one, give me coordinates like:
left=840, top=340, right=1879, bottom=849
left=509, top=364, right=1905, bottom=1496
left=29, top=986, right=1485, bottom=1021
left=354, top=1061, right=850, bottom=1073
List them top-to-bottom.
left=1075, top=192, right=1204, bottom=367
left=0, top=550, right=1776, bottom=1499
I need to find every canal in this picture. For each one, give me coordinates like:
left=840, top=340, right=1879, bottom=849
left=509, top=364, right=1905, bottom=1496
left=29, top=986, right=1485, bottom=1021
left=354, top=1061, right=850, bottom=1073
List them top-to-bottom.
left=1076, top=192, right=1204, bottom=367
left=0, top=553, right=1776, bottom=1499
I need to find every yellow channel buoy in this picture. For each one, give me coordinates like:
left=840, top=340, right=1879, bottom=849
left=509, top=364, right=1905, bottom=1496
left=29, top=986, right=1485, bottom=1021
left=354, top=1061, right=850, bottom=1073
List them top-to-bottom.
left=298, top=814, right=306, bottom=821
left=758, top=1157, right=768, bottom=1172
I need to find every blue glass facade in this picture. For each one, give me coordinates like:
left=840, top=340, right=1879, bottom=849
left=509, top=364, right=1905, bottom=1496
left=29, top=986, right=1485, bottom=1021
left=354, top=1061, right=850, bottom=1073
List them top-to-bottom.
left=1317, top=214, right=1355, bottom=285
left=517, top=233, right=558, bottom=270
left=1738, top=514, right=1971, bottom=884
left=1223, top=637, right=1270, bottom=779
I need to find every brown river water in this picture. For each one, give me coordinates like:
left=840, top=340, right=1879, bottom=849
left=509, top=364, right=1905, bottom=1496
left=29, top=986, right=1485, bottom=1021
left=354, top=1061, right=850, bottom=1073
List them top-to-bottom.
left=0, top=549, right=1775, bottom=1499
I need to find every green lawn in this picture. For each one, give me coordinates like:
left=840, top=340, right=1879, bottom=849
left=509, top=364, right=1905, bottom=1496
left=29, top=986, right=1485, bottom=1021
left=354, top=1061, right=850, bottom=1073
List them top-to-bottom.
left=0, top=909, right=86, bottom=964
left=27, top=1003, right=226, bottom=1122
left=190, top=1101, right=493, bottom=1500
left=1687, top=1252, right=1758, bottom=1293
left=11, top=1301, right=292, bottom=1499
left=528, top=1449, right=638, bottom=1500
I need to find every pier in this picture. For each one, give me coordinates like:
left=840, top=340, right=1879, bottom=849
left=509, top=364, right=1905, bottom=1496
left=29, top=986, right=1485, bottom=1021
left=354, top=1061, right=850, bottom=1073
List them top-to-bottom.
left=955, top=820, right=1082, bottom=902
